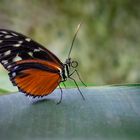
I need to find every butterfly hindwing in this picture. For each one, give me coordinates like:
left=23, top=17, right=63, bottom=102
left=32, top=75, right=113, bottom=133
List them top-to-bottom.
left=9, top=59, right=62, bottom=97
left=11, top=68, right=61, bottom=97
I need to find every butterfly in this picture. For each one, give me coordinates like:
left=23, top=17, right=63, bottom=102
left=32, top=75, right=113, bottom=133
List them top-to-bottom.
left=0, top=23, right=85, bottom=103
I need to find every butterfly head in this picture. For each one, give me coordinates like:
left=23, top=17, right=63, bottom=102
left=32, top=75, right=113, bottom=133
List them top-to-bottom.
left=65, top=58, right=78, bottom=68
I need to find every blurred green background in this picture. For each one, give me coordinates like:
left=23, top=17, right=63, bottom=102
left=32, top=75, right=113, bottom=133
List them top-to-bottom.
left=0, top=0, right=140, bottom=92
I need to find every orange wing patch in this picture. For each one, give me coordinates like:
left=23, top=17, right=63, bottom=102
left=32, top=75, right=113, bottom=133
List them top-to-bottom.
left=14, top=69, right=61, bottom=97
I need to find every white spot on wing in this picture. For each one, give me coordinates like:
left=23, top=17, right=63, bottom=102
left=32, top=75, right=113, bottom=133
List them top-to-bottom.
left=1, top=31, right=7, bottom=34
left=11, top=33, right=18, bottom=36
left=4, top=35, right=13, bottom=38
left=25, top=38, right=31, bottom=42
left=0, top=40, right=3, bottom=43
left=18, top=41, right=23, bottom=44
left=13, top=44, right=21, bottom=47
left=34, top=48, right=44, bottom=52
left=39, top=48, right=44, bottom=51
left=34, top=49, right=40, bottom=52
left=4, top=50, right=11, bottom=55
left=28, top=52, right=33, bottom=56
left=13, top=56, right=22, bottom=61
left=1, top=60, right=8, bottom=65
left=7, top=65, right=12, bottom=69
left=14, top=66, right=19, bottom=70
left=12, top=72, right=16, bottom=77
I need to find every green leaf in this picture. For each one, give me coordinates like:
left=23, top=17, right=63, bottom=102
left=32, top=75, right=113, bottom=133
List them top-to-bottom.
left=110, top=83, right=140, bottom=87
left=0, top=86, right=140, bottom=140
left=0, top=88, right=10, bottom=95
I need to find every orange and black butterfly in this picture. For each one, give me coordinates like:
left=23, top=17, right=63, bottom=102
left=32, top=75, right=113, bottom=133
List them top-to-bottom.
left=0, top=24, right=85, bottom=103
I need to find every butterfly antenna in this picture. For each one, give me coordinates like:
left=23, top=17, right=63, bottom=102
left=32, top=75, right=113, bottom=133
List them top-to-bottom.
left=68, top=22, right=82, bottom=59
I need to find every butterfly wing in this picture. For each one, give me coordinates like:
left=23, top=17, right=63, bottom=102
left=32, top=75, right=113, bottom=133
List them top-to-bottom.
left=0, top=29, right=63, bottom=97
left=0, top=29, right=63, bottom=70
left=9, top=59, right=62, bottom=97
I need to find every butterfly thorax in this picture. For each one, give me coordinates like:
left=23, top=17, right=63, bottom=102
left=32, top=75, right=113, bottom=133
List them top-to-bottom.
left=61, top=58, right=78, bottom=82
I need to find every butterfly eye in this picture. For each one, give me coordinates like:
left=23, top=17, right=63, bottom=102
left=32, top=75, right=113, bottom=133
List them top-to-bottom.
left=71, top=61, right=78, bottom=68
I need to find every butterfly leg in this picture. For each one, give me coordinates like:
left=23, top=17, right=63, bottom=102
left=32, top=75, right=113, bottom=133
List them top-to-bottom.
left=70, top=69, right=87, bottom=87
left=68, top=76, right=85, bottom=100
left=62, top=81, right=66, bottom=88
left=57, top=84, right=63, bottom=104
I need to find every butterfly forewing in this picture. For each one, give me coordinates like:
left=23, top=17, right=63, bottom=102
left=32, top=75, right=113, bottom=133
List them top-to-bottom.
left=0, top=29, right=63, bottom=97
left=0, top=29, right=63, bottom=70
